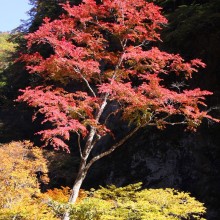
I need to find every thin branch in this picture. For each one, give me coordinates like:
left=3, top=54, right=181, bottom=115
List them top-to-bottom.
left=111, top=39, right=127, bottom=81
left=134, top=40, right=150, bottom=48
left=73, top=67, right=97, bottom=97
left=80, top=74, right=97, bottom=97
left=206, top=106, right=220, bottom=113
left=104, top=108, right=120, bottom=124
left=144, top=114, right=188, bottom=127
left=167, top=121, right=187, bottom=126
left=85, top=125, right=141, bottom=171
left=82, top=129, right=96, bottom=159
left=76, top=132, right=83, bottom=159
left=91, top=133, right=102, bottom=147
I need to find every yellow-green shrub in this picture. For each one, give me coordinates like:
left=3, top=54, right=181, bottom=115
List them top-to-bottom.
left=68, top=183, right=206, bottom=220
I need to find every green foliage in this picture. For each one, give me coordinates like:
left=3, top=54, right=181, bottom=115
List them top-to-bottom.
left=28, top=0, right=81, bottom=32
left=152, top=0, right=210, bottom=11
left=159, top=0, right=220, bottom=53
left=0, top=33, right=17, bottom=88
left=0, top=33, right=16, bottom=69
left=48, top=183, right=206, bottom=220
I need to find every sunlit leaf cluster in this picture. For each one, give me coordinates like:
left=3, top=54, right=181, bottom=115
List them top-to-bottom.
left=0, top=141, right=57, bottom=220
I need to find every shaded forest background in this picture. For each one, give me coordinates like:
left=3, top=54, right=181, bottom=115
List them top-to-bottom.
left=0, top=0, right=220, bottom=219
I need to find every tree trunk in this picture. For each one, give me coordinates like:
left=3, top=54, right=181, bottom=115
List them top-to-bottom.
left=62, top=94, right=111, bottom=220
left=63, top=160, right=87, bottom=220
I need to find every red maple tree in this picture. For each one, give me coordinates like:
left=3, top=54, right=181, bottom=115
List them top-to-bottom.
left=17, top=0, right=218, bottom=218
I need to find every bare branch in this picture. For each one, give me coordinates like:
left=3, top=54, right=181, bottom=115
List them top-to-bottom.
left=112, top=39, right=127, bottom=80
left=134, top=40, right=150, bottom=48
left=74, top=67, right=97, bottom=97
left=80, top=74, right=97, bottom=97
left=171, top=81, right=188, bottom=93
left=206, top=105, right=220, bottom=113
left=104, top=108, right=120, bottom=124
left=166, top=121, right=187, bottom=126
left=85, top=125, right=141, bottom=171
left=82, top=129, right=96, bottom=160
left=76, top=132, right=83, bottom=159
left=91, top=133, right=102, bottom=147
